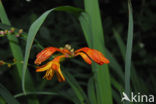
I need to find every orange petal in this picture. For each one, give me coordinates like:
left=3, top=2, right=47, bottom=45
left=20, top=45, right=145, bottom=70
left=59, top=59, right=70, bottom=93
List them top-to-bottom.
left=35, top=47, right=60, bottom=65
left=75, top=47, right=109, bottom=65
left=75, top=47, right=89, bottom=53
left=59, top=49, right=71, bottom=55
left=91, top=49, right=110, bottom=65
left=75, top=52, right=92, bottom=64
left=51, top=55, right=65, bottom=71
left=51, top=55, right=66, bottom=82
left=52, top=55, right=66, bottom=63
left=36, top=61, right=53, bottom=72
left=51, top=63, right=59, bottom=70
left=56, top=68, right=65, bottom=82
left=43, top=69, right=54, bottom=80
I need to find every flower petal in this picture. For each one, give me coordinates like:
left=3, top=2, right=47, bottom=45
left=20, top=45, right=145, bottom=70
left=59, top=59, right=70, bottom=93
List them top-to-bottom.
left=35, top=47, right=60, bottom=65
left=75, top=47, right=109, bottom=65
left=59, top=49, right=71, bottom=56
left=91, top=49, right=110, bottom=65
left=75, top=52, right=92, bottom=64
left=51, top=55, right=66, bottom=82
left=52, top=55, right=66, bottom=63
left=36, top=61, right=53, bottom=72
left=56, top=68, right=65, bottom=82
left=43, top=69, right=54, bottom=80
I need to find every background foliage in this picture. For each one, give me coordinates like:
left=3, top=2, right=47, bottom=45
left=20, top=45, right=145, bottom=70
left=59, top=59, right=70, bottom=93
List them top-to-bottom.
left=0, top=0, right=156, bottom=104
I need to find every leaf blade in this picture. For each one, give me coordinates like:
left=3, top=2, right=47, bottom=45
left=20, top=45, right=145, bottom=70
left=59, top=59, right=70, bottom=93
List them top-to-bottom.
left=81, top=0, right=113, bottom=104
left=125, top=1, right=133, bottom=104
left=0, top=84, right=20, bottom=104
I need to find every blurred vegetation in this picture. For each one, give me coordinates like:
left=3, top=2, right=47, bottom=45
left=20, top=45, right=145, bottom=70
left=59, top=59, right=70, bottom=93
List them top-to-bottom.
left=0, top=0, right=156, bottom=104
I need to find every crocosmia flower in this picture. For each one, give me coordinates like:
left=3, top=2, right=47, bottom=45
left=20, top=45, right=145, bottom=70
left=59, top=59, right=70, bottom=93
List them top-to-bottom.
left=34, top=44, right=109, bottom=82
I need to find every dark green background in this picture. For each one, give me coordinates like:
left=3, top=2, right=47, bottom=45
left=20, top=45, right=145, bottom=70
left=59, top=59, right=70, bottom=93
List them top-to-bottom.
left=0, top=0, right=156, bottom=104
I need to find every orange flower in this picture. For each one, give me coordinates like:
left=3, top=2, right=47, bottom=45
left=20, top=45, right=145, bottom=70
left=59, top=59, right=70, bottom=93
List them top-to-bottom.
left=34, top=44, right=109, bottom=81
left=75, top=47, right=109, bottom=65
left=36, top=55, right=66, bottom=82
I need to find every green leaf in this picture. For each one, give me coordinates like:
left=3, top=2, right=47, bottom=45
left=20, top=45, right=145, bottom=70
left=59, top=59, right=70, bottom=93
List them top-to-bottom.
left=80, top=0, right=113, bottom=104
left=0, top=1, right=10, bottom=25
left=125, top=1, right=133, bottom=104
left=79, top=12, right=93, bottom=47
left=113, top=28, right=126, bottom=60
left=113, top=28, right=148, bottom=93
left=105, top=49, right=124, bottom=82
left=63, top=71, right=88, bottom=104
left=87, top=77, right=97, bottom=104
left=111, top=77, right=123, bottom=92
left=0, top=83, right=20, bottom=104
left=112, top=89, right=121, bottom=104
left=14, top=91, right=58, bottom=98
left=14, top=91, right=80, bottom=104
left=0, top=96, right=6, bottom=104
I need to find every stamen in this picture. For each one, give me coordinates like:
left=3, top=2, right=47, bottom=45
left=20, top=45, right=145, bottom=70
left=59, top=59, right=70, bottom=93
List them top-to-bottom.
left=64, top=44, right=71, bottom=50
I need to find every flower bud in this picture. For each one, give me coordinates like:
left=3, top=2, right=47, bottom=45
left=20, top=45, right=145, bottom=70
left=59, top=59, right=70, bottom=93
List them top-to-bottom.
left=10, top=27, right=15, bottom=33
left=18, top=29, right=23, bottom=34
left=4, top=30, right=8, bottom=34
left=0, top=31, right=4, bottom=35
left=16, top=34, right=20, bottom=37
left=65, top=44, right=71, bottom=50
left=0, top=60, right=5, bottom=66
left=7, top=64, right=12, bottom=68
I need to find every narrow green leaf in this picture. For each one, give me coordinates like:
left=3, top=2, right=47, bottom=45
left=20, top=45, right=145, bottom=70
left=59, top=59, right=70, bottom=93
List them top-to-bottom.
left=0, top=0, right=10, bottom=25
left=82, top=0, right=113, bottom=104
left=125, top=1, right=133, bottom=104
left=22, top=8, right=52, bottom=93
left=79, top=12, right=93, bottom=47
left=113, top=28, right=126, bottom=60
left=113, top=28, right=148, bottom=93
left=105, top=49, right=124, bottom=82
left=63, top=71, right=88, bottom=104
left=87, top=77, right=97, bottom=104
left=111, top=77, right=123, bottom=92
left=0, top=83, right=20, bottom=104
left=112, top=89, right=121, bottom=104
left=14, top=91, right=58, bottom=98
left=14, top=91, right=80, bottom=104
left=59, top=92, right=82, bottom=104
left=0, top=96, right=6, bottom=104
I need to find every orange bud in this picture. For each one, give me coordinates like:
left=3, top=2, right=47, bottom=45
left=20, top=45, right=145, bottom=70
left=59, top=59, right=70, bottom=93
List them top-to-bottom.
left=35, top=47, right=59, bottom=65
left=75, top=47, right=109, bottom=65
left=75, top=52, right=92, bottom=64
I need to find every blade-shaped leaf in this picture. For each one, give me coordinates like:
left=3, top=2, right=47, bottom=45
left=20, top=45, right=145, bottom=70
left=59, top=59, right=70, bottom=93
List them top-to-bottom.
left=81, top=0, right=113, bottom=104
left=125, top=1, right=133, bottom=104
left=63, top=71, right=88, bottom=104
left=87, top=77, right=97, bottom=104
left=0, top=84, right=20, bottom=104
